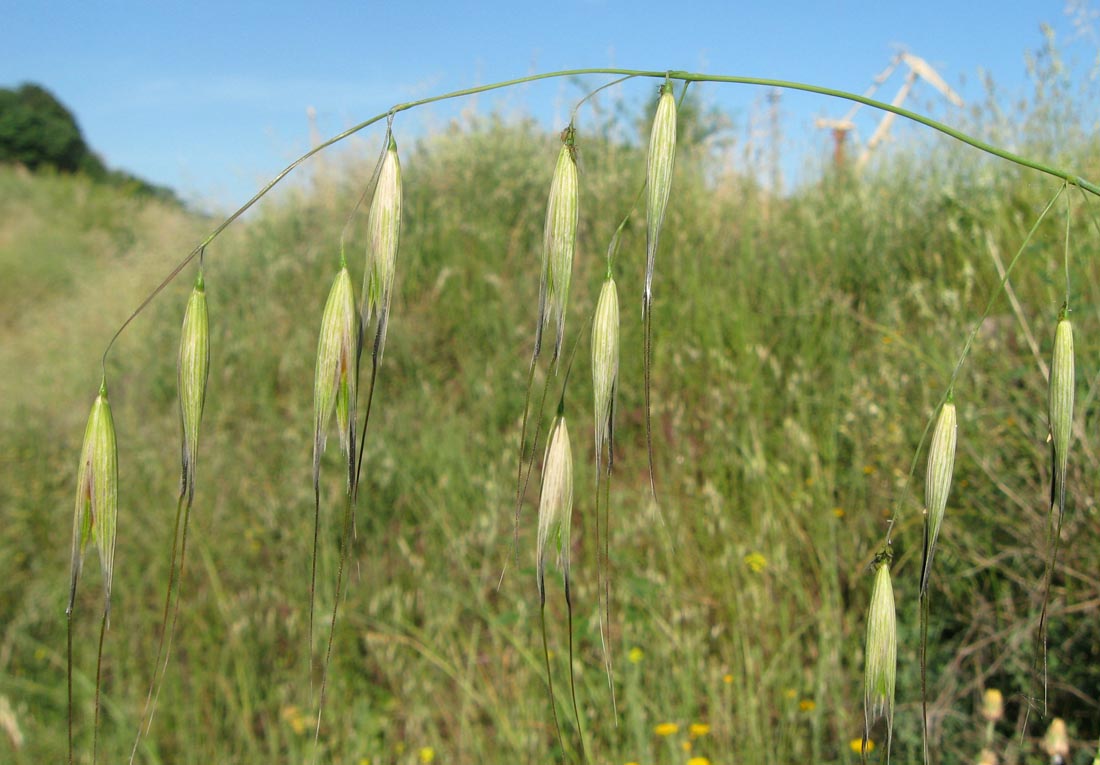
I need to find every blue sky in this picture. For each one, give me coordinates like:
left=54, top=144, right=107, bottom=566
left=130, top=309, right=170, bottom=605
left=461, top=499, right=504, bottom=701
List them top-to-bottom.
left=5, top=1, right=1098, bottom=208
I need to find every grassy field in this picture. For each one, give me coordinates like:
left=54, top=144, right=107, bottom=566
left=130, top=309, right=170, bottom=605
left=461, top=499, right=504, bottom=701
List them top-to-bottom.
left=2, top=72, right=1100, bottom=765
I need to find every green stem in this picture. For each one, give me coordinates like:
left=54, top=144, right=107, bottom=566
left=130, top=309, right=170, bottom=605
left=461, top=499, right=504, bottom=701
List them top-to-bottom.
left=99, top=69, right=1100, bottom=370
left=540, top=601, right=566, bottom=761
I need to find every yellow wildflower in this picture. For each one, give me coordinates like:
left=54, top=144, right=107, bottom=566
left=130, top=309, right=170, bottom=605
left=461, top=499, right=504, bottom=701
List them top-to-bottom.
left=744, top=552, right=767, bottom=573
left=628, top=647, right=644, bottom=664
left=722, top=673, right=733, bottom=684
left=799, top=699, right=816, bottom=712
left=280, top=705, right=306, bottom=735
left=654, top=722, right=679, bottom=737
left=689, top=723, right=711, bottom=738
left=850, top=738, right=875, bottom=754
left=418, top=747, right=435, bottom=763
left=688, top=758, right=712, bottom=765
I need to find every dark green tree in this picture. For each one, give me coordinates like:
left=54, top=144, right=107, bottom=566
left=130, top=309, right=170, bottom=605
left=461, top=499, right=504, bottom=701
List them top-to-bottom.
left=0, top=83, right=106, bottom=175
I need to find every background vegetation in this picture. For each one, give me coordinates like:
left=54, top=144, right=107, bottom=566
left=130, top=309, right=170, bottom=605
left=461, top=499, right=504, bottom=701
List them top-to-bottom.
left=2, top=43, right=1100, bottom=764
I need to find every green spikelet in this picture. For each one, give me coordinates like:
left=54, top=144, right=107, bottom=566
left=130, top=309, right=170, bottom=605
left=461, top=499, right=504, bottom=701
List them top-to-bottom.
left=644, top=81, right=677, bottom=313
left=536, top=125, right=579, bottom=367
left=363, top=137, right=402, bottom=362
left=313, top=265, right=359, bottom=493
left=178, top=272, right=210, bottom=504
left=591, top=275, right=619, bottom=468
left=1049, top=312, right=1074, bottom=520
left=69, top=382, right=119, bottom=615
left=920, top=399, right=957, bottom=596
left=864, top=554, right=897, bottom=762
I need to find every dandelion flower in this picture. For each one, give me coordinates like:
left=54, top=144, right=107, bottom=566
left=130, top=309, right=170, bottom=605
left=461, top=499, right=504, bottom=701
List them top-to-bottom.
left=654, top=722, right=679, bottom=737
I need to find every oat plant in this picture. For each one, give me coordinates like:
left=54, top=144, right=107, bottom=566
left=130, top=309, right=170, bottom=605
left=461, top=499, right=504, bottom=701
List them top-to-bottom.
left=60, top=68, right=1100, bottom=764
left=512, top=123, right=580, bottom=579
left=129, top=266, right=211, bottom=763
left=67, top=380, right=118, bottom=765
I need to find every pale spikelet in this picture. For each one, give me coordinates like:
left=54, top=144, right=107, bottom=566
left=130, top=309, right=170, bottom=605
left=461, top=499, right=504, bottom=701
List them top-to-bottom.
left=644, top=81, right=677, bottom=308
left=536, top=126, right=579, bottom=365
left=363, top=136, right=402, bottom=361
left=313, top=265, right=358, bottom=491
left=178, top=271, right=210, bottom=504
left=591, top=276, right=619, bottom=467
left=1049, top=313, right=1074, bottom=518
left=69, top=382, right=118, bottom=613
left=920, top=399, right=957, bottom=596
left=536, top=416, right=574, bottom=603
left=864, top=555, right=896, bottom=760
left=980, top=688, right=1004, bottom=723
left=1042, top=718, right=1069, bottom=762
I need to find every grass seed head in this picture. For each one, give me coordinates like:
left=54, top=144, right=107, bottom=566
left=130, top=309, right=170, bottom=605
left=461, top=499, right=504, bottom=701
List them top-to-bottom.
left=644, top=81, right=677, bottom=305
left=536, top=126, right=579, bottom=365
left=363, top=137, right=402, bottom=361
left=313, top=266, right=359, bottom=491
left=178, top=272, right=210, bottom=504
left=591, top=275, right=619, bottom=467
left=1049, top=314, right=1074, bottom=510
left=70, top=382, right=118, bottom=613
left=921, top=399, right=957, bottom=595
left=536, top=416, right=574, bottom=602
left=864, top=555, right=896, bottom=759
left=981, top=688, right=1004, bottom=723
left=1042, top=718, right=1069, bottom=761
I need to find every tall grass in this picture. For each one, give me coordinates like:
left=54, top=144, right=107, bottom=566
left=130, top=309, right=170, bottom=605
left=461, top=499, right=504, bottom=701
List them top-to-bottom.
left=3, top=60, right=1100, bottom=764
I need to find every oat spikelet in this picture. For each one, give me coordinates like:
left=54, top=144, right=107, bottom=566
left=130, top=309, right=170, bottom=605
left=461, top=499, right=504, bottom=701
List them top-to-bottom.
left=642, top=81, right=677, bottom=501
left=644, top=81, right=677, bottom=312
left=536, top=125, right=579, bottom=367
left=362, top=136, right=402, bottom=362
left=313, top=265, right=359, bottom=492
left=178, top=272, right=210, bottom=504
left=591, top=275, right=619, bottom=468
left=1049, top=312, right=1074, bottom=520
left=69, top=382, right=119, bottom=615
left=920, top=399, right=957, bottom=597
left=536, top=415, right=574, bottom=604
left=864, top=554, right=897, bottom=762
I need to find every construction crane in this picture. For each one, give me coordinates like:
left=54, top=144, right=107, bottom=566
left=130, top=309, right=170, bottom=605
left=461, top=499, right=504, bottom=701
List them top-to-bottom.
left=815, top=51, right=964, bottom=170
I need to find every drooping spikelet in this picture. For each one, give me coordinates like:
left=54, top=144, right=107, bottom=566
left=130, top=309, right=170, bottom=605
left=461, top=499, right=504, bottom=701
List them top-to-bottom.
left=644, top=81, right=677, bottom=312
left=535, top=125, right=579, bottom=366
left=363, top=136, right=402, bottom=362
left=313, top=265, right=359, bottom=492
left=178, top=271, right=210, bottom=505
left=591, top=275, right=619, bottom=469
left=1049, top=311, right=1074, bottom=520
left=69, top=382, right=119, bottom=614
left=920, top=399, right=957, bottom=596
left=536, top=416, right=574, bottom=604
left=864, top=554, right=897, bottom=760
